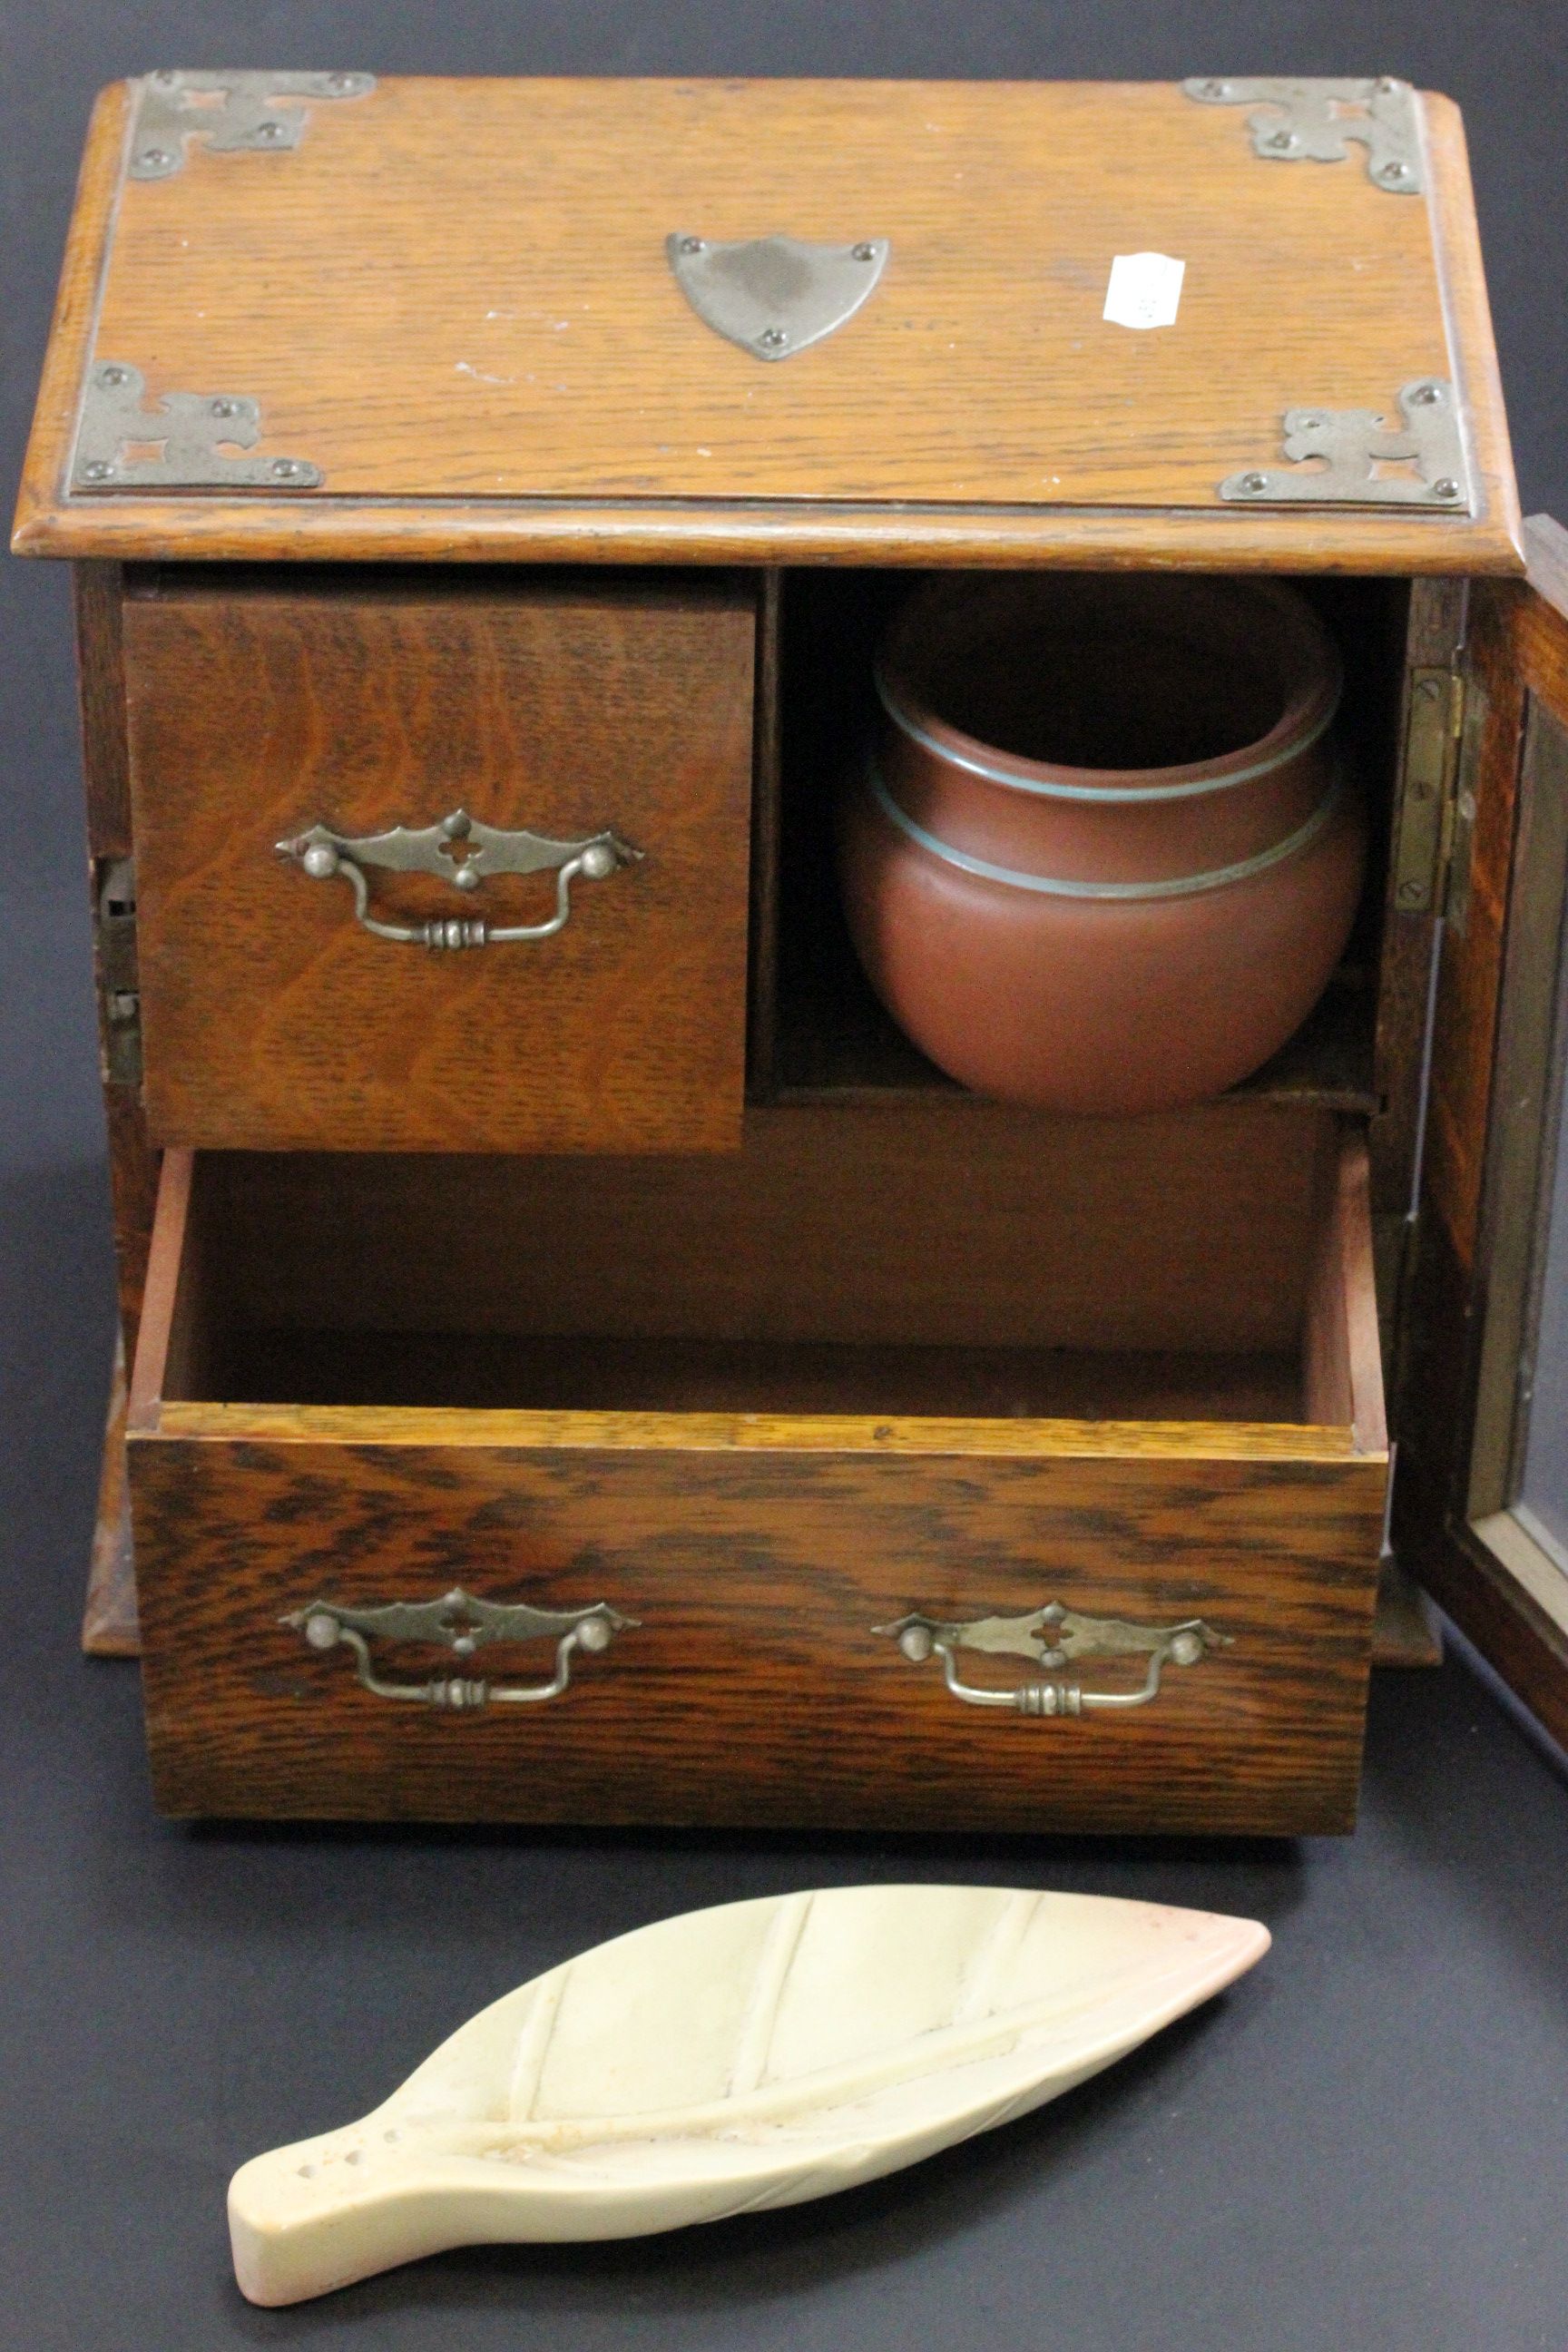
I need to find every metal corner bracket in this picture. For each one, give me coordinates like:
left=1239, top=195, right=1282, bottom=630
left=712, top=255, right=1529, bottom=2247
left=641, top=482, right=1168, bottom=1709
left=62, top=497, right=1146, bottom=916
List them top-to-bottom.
left=127, top=68, right=374, bottom=180
left=1183, top=76, right=1423, bottom=193
left=71, top=362, right=322, bottom=493
left=1220, top=379, right=1472, bottom=512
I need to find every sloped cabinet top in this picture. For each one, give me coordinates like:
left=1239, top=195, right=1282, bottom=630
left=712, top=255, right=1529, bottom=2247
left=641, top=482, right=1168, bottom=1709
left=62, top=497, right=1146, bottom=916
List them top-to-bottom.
left=13, top=74, right=1521, bottom=569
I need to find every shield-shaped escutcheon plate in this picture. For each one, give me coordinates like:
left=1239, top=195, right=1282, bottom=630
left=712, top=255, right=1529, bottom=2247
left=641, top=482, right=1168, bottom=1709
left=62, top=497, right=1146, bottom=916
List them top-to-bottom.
left=666, top=232, right=889, bottom=359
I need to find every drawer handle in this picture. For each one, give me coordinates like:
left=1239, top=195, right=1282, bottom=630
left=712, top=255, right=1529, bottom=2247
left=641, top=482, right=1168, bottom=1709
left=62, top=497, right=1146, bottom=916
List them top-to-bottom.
left=275, top=808, right=642, bottom=948
left=283, top=1587, right=638, bottom=1710
left=874, top=1600, right=1230, bottom=1718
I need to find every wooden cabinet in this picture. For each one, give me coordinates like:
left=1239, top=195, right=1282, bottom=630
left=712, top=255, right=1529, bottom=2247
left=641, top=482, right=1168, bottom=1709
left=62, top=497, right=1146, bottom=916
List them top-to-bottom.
left=15, top=72, right=1568, bottom=1827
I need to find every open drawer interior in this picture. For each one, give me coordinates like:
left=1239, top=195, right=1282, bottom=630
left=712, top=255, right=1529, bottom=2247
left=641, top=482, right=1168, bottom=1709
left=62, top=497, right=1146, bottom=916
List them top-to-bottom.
left=125, top=1097, right=1389, bottom=1835
left=132, top=1100, right=1385, bottom=1450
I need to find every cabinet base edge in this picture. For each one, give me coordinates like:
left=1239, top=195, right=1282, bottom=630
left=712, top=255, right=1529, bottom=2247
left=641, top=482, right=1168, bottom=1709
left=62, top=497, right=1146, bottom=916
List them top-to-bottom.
left=83, top=1341, right=140, bottom=1658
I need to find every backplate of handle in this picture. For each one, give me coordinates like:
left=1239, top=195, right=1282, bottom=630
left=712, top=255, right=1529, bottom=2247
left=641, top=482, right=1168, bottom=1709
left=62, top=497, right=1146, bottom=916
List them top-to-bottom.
left=275, top=807, right=642, bottom=948
left=283, top=1587, right=639, bottom=1711
left=874, top=1599, right=1230, bottom=1718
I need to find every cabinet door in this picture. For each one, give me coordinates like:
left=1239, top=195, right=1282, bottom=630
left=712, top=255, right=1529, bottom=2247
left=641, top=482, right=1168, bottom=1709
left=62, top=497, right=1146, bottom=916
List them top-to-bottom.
left=1397, top=514, right=1568, bottom=1741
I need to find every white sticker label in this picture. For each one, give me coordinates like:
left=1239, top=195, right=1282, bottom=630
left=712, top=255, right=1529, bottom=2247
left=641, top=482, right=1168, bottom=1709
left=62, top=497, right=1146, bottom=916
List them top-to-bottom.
left=1102, top=251, right=1186, bottom=330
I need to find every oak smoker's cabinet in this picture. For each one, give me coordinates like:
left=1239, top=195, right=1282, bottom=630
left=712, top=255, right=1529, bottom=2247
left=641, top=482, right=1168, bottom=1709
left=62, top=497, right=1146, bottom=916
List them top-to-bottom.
left=15, top=74, right=1568, bottom=1832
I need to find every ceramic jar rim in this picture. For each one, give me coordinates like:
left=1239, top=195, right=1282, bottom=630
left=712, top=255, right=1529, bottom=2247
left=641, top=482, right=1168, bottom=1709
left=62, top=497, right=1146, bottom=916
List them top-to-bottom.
left=877, top=577, right=1344, bottom=806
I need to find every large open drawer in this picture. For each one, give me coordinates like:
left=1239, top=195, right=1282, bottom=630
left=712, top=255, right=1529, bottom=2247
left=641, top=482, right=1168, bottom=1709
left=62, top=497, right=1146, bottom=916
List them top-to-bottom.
left=125, top=1104, right=1387, bottom=1833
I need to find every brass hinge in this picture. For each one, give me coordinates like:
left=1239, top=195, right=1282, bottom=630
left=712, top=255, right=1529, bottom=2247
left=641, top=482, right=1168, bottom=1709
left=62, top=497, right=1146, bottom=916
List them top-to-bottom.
left=1392, top=664, right=1479, bottom=926
left=94, top=857, right=142, bottom=1086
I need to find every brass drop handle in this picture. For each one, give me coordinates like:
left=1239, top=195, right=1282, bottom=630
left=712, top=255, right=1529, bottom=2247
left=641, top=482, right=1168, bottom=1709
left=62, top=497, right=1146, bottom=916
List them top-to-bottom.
left=275, top=808, right=642, bottom=948
left=284, top=1588, right=639, bottom=1711
left=874, top=1600, right=1230, bottom=1718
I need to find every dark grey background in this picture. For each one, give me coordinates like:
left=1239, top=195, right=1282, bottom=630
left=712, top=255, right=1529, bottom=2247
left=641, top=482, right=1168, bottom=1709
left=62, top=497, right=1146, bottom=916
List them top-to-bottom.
left=4, top=8, right=1568, bottom=2350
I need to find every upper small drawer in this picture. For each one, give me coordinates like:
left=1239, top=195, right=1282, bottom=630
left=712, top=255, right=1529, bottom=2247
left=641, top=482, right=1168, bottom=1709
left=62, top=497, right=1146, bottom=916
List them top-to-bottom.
left=122, top=572, right=755, bottom=1152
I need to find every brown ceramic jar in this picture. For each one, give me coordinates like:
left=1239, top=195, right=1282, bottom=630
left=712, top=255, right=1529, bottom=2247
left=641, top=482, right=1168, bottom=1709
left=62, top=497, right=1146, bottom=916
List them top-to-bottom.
left=838, top=573, right=1364, bottom=1116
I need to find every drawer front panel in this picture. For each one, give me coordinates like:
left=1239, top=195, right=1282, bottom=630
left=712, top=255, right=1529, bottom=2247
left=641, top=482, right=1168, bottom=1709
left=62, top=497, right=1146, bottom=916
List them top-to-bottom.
left=122, top=576, right=755, bottom=1152
left=130, top=1429, right=1385, bottom=1835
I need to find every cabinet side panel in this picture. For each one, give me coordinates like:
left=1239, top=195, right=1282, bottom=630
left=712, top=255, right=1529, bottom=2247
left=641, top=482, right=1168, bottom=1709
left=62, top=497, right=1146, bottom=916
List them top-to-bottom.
left=74, top=560, right=159, bottom=1359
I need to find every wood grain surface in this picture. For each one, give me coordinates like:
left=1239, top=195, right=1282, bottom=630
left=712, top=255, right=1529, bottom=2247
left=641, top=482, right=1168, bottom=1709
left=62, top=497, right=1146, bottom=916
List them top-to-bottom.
left=15, top=70, right=1540, bottom=1791
left=12, top=78, right=1520, bottom=571
left=1396, top=514, right=1568, bottom=1741
left=74, top=560, right=131, bottom=841
left=74, top=562, right=161, bottom=1357
left=747, top=568, right=783, bottom=1086
left=121, top=570, right=755, bottom=1152
left=1368, top=578, right=1462, bottom=1212
left=1418, top=581, right=1534, bottom=1276
left=188, top=1101, right=1338, bottom=1356
left=1303, top=1127, right=1386, bottom=1451
left=126, top=1130, right=1385, bottom=1829
left=133, top=1138, right=1379, bottom=1451
left=1399, top=1211, right=1568, bottom=1750
left=191, top=1333, right=1314, bottom=1425
left=82, top=1340, right=140, bottom=1656
left=106, top=1416, right=1447, bottom=1671
left=129, top=1433, right=1385, bottom=1833
left=1369, top=1556, right=1443, bottom=1667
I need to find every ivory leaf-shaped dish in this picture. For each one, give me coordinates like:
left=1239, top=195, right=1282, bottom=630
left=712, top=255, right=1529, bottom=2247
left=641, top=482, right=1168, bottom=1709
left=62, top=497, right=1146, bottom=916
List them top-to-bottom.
left=229, top=1884, right=1269, bottom=2305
